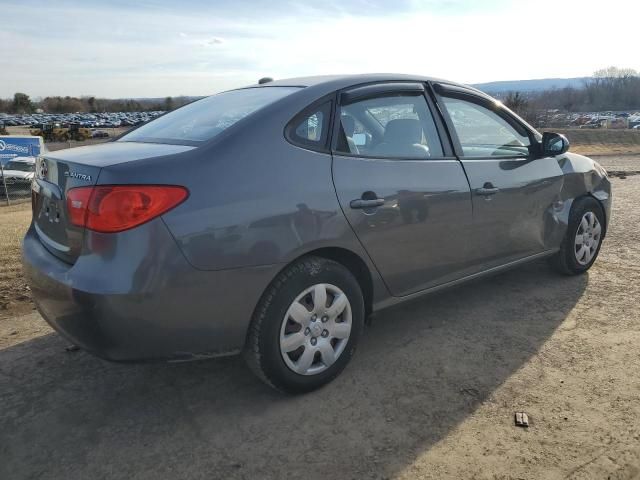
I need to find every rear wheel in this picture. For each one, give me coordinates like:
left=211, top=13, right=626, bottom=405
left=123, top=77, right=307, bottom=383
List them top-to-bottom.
left=549, top=196, right=605, bottom=275
left=244, top=256, right=364, bottom=393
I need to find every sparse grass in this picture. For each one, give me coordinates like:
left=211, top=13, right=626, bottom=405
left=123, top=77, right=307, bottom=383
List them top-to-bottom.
left=0, top=202, right=32, bottom=316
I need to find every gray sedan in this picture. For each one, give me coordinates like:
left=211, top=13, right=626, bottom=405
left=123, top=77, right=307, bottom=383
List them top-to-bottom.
left=23, top=74, right=611, bottom=393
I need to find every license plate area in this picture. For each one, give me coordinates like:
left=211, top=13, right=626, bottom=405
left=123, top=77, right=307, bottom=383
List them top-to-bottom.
left=32, top=179, right=73, bottom=257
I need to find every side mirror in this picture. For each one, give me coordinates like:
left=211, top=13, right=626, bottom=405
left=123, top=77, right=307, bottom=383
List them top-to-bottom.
left=542, top=132, right=570, bottom=156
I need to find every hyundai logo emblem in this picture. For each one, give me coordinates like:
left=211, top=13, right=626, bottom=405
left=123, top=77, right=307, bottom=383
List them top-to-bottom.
left=38, top=159, right=48, bottom=179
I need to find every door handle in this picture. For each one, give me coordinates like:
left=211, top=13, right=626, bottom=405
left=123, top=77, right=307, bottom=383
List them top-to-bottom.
left=476, top=183, right=499, bottom=196
left=350, top=198, right=385, bottom=209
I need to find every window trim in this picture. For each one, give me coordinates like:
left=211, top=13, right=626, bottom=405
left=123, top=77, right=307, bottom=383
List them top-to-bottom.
left=339, top=82, right=425, bottom=106
left=432, top=82, right=540, bottom=160
left=330, top=83, right=452, bottom=161
left=284, top=94, right=336, bottom=154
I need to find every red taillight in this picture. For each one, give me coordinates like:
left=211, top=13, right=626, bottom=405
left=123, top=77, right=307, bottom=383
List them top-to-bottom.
left=66, top=185, right=188, bottom=233
left=67, top=187, right=93, bottom=227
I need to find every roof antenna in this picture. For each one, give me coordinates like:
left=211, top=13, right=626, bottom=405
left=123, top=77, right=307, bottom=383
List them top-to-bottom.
left=258, top=77, right=273, bottom=85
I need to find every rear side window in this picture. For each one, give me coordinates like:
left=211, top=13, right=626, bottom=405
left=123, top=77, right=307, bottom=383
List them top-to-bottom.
left=119, top=87, right=300, bottom=145
left=335, top=94, right=443, bottom=159
left=287, top=101, right=332, bottom=151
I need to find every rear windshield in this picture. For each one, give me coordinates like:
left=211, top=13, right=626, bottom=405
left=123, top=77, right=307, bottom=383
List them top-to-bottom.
left=119, top=87, right=300, bottom=145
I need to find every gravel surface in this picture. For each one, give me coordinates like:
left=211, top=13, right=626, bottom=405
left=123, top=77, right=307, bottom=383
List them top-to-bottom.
left=593, top=154, right=640, bottom=174
left=1, top=176, right=639, bottom=479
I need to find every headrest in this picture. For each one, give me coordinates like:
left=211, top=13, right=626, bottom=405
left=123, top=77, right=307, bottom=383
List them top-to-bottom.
left=341, top=115, right=356, bottom=137
left=384, top=119, right=422, bottom=144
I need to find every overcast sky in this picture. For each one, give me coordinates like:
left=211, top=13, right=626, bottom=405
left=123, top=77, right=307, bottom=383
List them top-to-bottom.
left=1, top=0, right=638, bottom=98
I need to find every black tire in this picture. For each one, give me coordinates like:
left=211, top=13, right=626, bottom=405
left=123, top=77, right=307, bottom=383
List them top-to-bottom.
left=549, top=196, right=605, bottom=275
left=244, top=256, right=365, bottom=394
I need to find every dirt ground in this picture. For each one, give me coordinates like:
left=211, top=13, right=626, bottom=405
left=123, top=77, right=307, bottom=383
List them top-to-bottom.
left=1, top=164, right=639, bottom=479
left=0, top=204, right=33, bottom=319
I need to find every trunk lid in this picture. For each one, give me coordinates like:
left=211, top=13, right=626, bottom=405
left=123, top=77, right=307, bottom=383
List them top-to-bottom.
left=31, top=142, right=194, bottom=263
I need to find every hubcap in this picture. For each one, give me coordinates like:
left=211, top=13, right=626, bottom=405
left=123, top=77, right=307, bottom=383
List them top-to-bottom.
left=574, top=211, right=602, bottom=266
left=279, top=283, right=352, bottom=376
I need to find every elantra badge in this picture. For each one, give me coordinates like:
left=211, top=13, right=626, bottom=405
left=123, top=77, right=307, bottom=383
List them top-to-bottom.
left=65, top=171, right=92, bottom=182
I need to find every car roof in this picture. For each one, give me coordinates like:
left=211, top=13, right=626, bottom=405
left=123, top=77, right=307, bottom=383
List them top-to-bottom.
left=255, top=72, right=478, bottom=90
left=244, top=73, right=490, bottom=102
left=261, top=73, right=445, bottom=87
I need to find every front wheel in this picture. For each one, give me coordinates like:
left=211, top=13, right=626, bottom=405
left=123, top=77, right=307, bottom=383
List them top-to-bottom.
left=549, top=196, right=605, bottom=275
left=244, top=256, right=364, bottom=394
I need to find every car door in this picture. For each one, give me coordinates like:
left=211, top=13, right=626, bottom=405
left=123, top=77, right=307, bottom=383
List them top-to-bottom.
left=331, top=82, right=473, bottom=297
left=433, top=83, right=564, bottom=268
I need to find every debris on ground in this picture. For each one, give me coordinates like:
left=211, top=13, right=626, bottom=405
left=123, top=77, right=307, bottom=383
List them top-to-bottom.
left=515, top=412, right=530, bottom=428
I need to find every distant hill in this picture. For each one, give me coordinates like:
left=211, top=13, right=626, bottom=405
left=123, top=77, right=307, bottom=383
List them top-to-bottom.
left=472, top=77, right=590, bottom=94
left=130, top=96, right=203, bottom=102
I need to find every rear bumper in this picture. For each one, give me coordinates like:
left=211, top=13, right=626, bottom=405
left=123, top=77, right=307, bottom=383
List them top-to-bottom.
left=22, top=220, right=281, bottom=362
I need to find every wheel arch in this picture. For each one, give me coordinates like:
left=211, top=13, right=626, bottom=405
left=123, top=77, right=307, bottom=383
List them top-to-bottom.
left=560, top=190, right=609, bottom=240
left=564, top=191, right=608, bottom=238
left=586, top=192, right=609, bottom=238
left=256, top=246, right=375, bottom=321
left=302, top=247, right=374, bottom=317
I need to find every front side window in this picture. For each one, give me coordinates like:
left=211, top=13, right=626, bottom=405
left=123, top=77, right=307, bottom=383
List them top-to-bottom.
left=120, top=87, right=300, bottom=145
left=335, top=94, right=443, bottom=159
left=441, top=97, right=531, bottom=157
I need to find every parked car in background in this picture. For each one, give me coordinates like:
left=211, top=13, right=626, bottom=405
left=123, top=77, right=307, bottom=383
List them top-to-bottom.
left=23, top=74, right=611, bottom=393
left=1, top=111, right=164, bottom=129
left=580, top=121, right=602, bottom=129
left=91, top=130, right=109, bottom=138
left=0, top=156, right=36, bottom=196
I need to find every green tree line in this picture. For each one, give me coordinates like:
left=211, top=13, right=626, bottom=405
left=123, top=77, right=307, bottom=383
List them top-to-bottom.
left=0, top=94, right=193, bottom=114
